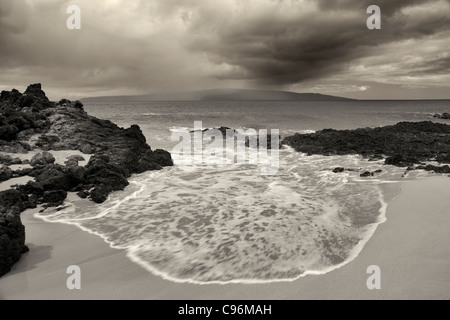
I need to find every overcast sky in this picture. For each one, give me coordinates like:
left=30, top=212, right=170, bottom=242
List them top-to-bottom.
left=1, top=0, right=449, bottom=100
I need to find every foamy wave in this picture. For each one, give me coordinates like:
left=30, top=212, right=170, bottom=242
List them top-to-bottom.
left=141, top=113, right=163, bottom=116
left=169, top=126, right=192, bottom=133
left=33, top=148, right=407, bottom=284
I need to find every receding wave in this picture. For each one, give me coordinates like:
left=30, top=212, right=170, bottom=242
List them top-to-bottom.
left=36, top=148, right=409, bottom=284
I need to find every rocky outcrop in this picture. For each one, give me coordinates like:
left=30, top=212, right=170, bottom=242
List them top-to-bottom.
left=0, top=83, right=173, bottom=277
left=1, top=84, right=173, bottom=204
left=433, top=113, right=450, bottom=120
left=282, top=122, right=450, bottom=167
left=0, top=125, right=19, bottom=142
left=196, top=127, right=281, bottom=149
left=30, top=151, right=55, bottom=167
left=0, top=154, right=22, bottom=165
left=67, top=155, right=85, bottom=162
left=416, top=164, right=450, bottom=174
left=0, top=165, right=13, bottom=182
left=331, top=167, right=382, bottom=177
left=360, top=170, right=382, bottom=177
left=0, top=190, right=29, bottom=277
left=43, top=190, right=68, bottom=207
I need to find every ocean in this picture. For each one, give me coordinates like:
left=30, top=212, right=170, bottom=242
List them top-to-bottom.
left=36, top=100, right=449, bottom=284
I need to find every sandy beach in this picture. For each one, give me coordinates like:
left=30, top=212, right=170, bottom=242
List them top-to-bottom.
left=1, top=176, right=449, bottom=300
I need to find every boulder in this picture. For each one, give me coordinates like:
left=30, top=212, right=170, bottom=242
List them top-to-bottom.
left=21, top=83, right=53, bottom=110
left=23, top=83, right=48, bottom=100
left=0, top=89, right=21, bottom=104
left=57, top=99, right=71, bottom=107
left=74, top=100, right=84, bottom=110
left=433, top=113, right=450, bottom=120
left=0, top=125, right=19, bottom=142
left=0, top=141, right=31, bottom=153
left=80, top=144, right=94, bottom=154
left=152, top=149, right=174, bottom=167
left=42, top=151, right=55, bottom=163
left=30, top=152, right=55, bottom=167
left=30, top=153, right=45, bottom=167
left=0, top=154, right=22, bottom=166
left=368, top=154, right=384, bottom=161
left=0, top=155, right=13, bottom=165
left=0, top=155, right=22, bottom=165
left=67, top=155, right=86, bottom=162
left=384, top=155, right=413, bottom=167
left=385, top=155, right=404, bottom=166
left=12, top=158, right=22, bottom=165
left=65, top=159, right=79, bottom=168
left=34, top=164, right=72, bottom=191
left=416, top=164, right=450, bottom=174
left=0, top=165, right=13, bottom=182
left=67, top=165, right=86, bottom=186
left=84, top=165, right=129, bottom=192
left=16, top=167, right=32, bottom=177
left=360, top=171, right=373, bottom=177
left=17, top=181, right=44, bottom=196
left=90, top=187, right=109, bottom=203
left=0, top=189, right=26, bottom=211
left=0, top=190, right=28, bottom=277
left=43, top=190, right=67, bottom=207
left=76, top=190, right=89, bottom=199
left=25, top=194, right=39, bottom=209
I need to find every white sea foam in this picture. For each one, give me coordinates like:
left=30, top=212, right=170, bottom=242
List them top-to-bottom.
left=169, top=126, right=192, bottom=133
left=34, top=147, right=408, bottom=284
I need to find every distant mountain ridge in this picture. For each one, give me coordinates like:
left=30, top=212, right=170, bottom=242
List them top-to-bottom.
left=81, top=89, right=354, bottom=102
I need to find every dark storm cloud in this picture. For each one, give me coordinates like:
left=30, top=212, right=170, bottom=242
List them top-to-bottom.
left=0, top=0, right=449, bottom=99
left=184, top=0, right=450, bottom=87
left=315, top=0, right=431, bottom=15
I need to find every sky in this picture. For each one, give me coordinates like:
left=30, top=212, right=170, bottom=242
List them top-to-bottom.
left=1, top=0, right=450, bottom=100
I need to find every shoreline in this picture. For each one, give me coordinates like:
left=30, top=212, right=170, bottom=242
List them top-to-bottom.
left=0, top=176, right=449, bottom=299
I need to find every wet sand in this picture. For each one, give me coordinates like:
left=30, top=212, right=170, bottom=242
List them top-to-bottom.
left=1, top=176, right=449, bottom=300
